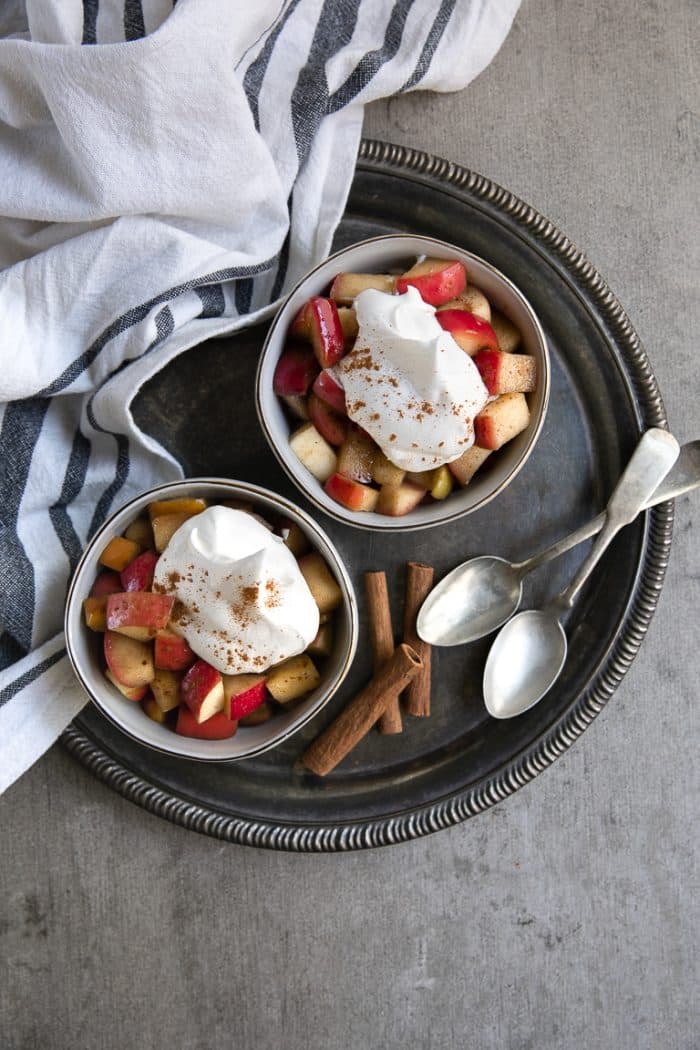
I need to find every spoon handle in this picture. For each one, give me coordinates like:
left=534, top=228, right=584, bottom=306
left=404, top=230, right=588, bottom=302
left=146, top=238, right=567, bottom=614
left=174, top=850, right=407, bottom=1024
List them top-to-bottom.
left=554, top=428, right=679, bottom=611
left=515, top=437, right=699, bottom=578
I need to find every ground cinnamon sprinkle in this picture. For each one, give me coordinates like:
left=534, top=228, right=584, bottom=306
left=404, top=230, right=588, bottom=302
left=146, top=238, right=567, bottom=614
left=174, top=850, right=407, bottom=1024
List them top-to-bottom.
left=241, top=584, right=259, bottom=606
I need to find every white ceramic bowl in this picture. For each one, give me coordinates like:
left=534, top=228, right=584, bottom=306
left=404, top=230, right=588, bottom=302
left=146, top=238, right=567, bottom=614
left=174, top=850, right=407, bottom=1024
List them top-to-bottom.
left=256, top=234, right=550, bottom=531
left=64, top=479, right=358, bottom=762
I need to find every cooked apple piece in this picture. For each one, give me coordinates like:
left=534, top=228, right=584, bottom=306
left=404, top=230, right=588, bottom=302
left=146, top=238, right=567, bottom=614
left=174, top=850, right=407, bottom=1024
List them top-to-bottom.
left=395, top=259, right=466, bottom=306
left=329, top=273, right=395, bottom=304
left=438, top=286, right=491, bottom=322
left=290, top=297, right=345, bottom=368
left=337, top=306, right=359, bottom=343
left=436, top=309, right=499, bottom=355
left=490, top=309, right=521, bottom=352
left=273, top=343, right=320, bottom=396
left=473, top=350, right=537, bottom=395
left=312, top=369, right=347, bottom=414
left=307, top=393, right=348, bottom=447
left=475, top=393, right=530, bottom=450
left=281, top=394, right=309, bottom=421
left=289, top=422, right=337, bottom=483
left=336, top=427, right=375, bottom=484
left=448, top=445, right=492, bottom=485
left=371, top=450, right=405, bottom=487
left=429, top=465, right=454, bottom=500
left=405, top=469, right=433, bottom=490
left=324, top=472, right=379, bottom=513
left=375, top=481, right=426, bottom=516
left=147, top=498, right=207, bottom=521
left=151, top=512, right=192, bottom=552
left=123, top=516, right=154, bottom=549
left=277, top=518, right=310, bottom=557
left=98, top=536, right=141, bottom=572
left=120, top=550, right=159, bottom=592
left=298, top=552, right=343, bottom=613
left=90, top=571, right=122, bottom=598
left=106, top=592, right=174, bottom=640
left=83, top=596, right=108, bottom=632
left=307, top=622, right=334, bottom=659
left=154, top=629, right=195, bottom=671
left=104, top=630, right=155, bottom=688
left=266, top=653, right=320, bottom=703
left=181, top=659, right=225, bottom=723
left=105, top=668, right=148, bottom=701
left=150, top=668, right=182, bottom=712
left=222, top=674, right=268, bottom=720
left=142, top=696, right=167, bottom=724
left=239, top=701, right=274, bottom=726
left=175, top=706, right=238, bottom=740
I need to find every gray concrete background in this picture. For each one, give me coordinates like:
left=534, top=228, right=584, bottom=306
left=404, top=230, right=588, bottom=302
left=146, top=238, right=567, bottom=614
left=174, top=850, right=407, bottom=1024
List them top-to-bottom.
left=1, top=1, right=698, bottom=1048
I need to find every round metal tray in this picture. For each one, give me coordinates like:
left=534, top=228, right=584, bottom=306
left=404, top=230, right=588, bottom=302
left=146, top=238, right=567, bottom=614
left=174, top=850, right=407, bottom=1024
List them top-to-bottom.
left=61, top=140, right=672, bottom=851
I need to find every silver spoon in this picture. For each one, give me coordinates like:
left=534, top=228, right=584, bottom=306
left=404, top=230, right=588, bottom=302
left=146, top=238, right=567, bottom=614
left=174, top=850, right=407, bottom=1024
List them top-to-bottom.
left=482, top=427, right=680, bottom=719
left=417, top=438, right=700, bottom=647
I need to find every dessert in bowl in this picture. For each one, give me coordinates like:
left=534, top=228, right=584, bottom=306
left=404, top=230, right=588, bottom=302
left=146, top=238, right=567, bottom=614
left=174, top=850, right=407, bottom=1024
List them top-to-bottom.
left=256, top=235, right=550, bottom=531
left=64, top=479, right=358, bottom=761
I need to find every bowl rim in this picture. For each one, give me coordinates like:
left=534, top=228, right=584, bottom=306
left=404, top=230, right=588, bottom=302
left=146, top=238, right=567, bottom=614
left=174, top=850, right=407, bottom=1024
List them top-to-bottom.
left=255, top=233, right=551, bottom=532
left=64, top=477, right=359, bottom=762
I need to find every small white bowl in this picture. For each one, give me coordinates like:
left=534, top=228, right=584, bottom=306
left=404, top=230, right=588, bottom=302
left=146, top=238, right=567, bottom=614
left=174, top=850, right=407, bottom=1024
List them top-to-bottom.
left=256, top=234, right=550, bottom=531
left=64, top=479, right=358, bottom=762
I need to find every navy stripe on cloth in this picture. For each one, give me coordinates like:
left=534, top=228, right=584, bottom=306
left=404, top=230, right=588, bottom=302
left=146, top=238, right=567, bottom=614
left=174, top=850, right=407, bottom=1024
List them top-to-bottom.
left=82, top=0, right=99, bottom=44
left=124, top=0, right=146, bottom=40
left=243, top=0, right=304, bottom=132
left=327, top=0, right=414, bottom=111
left=400, top=0, right=457, bottom=91
left=37, top=256, right=276, bottom=399
left=234, top=279, right=253, bottom=317
left=196, top=284, right=226, bottom=318
left=0, top=398, right=50, bottom=652
left=49, top=426, right=92, bottom=575
left=0, top=633, right=25, bottom=674
left=0, top=647, right=66, bottom=709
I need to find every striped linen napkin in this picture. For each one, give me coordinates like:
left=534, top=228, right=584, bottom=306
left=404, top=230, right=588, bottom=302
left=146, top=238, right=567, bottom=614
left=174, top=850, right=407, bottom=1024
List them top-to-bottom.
left=0, top=0, right=519, bottom=793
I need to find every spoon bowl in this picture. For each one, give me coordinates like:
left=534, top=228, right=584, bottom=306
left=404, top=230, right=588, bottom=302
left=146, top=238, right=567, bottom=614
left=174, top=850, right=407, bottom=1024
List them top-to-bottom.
left=417, top=556, right=521, bottom=645
left=483, top=610, right=566, bottom=718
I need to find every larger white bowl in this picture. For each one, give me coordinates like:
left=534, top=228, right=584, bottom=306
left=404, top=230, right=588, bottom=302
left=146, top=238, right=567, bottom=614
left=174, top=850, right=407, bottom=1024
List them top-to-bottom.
left=256, top=234, right=550, bottom=531
left=64, top=479, right=358, bottom=762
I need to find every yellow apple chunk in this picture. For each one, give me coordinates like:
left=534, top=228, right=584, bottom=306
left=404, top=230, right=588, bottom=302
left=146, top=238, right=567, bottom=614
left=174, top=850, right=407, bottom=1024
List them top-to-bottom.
left=298, top=553, right=343, bottom=613
left=266, top=654, right=321, bottom=703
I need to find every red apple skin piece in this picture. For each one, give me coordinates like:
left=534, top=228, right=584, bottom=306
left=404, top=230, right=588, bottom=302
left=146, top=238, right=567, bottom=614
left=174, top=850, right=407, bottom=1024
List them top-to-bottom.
left=395, top=261, right=466, bottom=306
left=290, top=297, right=345, bottom=368
left=436, top=310, right=499, bottom=355
left=272, top=343, right=320, bottom=396
left=473, top=349, right=537, bottom=395
left=312, top=370, right=347, bottom=414
left=474, top=392, right=530, bottom=450
left=307, top=393, right=348, bottom=447
left=448, top=445, right=492, bottom=486
left=324, top=472, right=379, bottom=512
left=120, top=550, right=159, bottom=592
left=90, top=571, right=122, bottom=598
left=105, top=592, right=174, bottom=640
left=154, top=629, right=196, bottom=672
left=103, top=630, right=155, bottom=689
left=181, top=659, right=225, bottom=723
left=104, top=668, right=148, bottom=702
left=222, top=676, right=268, bottom=720
left=175, top=706, right=238, bottom=740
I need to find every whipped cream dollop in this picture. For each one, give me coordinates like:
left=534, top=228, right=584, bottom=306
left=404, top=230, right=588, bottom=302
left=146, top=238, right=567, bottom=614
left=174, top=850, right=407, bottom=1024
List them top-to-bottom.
left=337, top=286, right=489, bottom=472
left=153, top=506, right=319, bottom=675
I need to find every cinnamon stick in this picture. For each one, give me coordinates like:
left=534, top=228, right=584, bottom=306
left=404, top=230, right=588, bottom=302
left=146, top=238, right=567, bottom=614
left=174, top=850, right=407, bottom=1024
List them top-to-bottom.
left=402, top=561, right=434, bottom=717
left=364, top=571, right=402, bottom=735
left=302, top=643, right=422, bottom=776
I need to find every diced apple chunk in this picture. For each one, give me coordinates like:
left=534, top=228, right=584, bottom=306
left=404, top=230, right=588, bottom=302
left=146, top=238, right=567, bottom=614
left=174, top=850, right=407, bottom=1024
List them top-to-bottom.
left=395, top=259, right=467, bottom=306
left=329, top=273, right=395, bottom=304
left=438, top=286, right=491, bottom=321
left=290, top=297, right=345, bottom=368
left=337, top=306, right=359, bottom=343
left=436, top=309, right=499, bottom=355
left=490, top=309, right=521, bottom=352
left=273, top=343, right=319, bottom=396
left=474, top=350, right=536, bottom=395
left=312, top=370, right=346, bottom=414
left=307, top=392, right=348, bottom=446
left=475, top=393, right=530, bottom=450
left=289, top=422, right=337, bottom=483
left=336, top=428, right=375, bottom=484
left=448, top=445, right=492, bottom=486
left=371, top=450, right=405, bottom=487
left=429, top=465, right=454, bottom=500
left=324, top=472, right=379, bottom=513
left=375, top=481, right=426, bottom=516
left=148, top=498, right=207, bottom=520
left=151, top=512, right=193, bottom=552
left=123, top=516, right=154, bottom=549
left=278, top=519, right=310, bottom=557
left=98, top=536, right=141, bottom=572
left=120, top=550, right=158, bottom=592
left=298, top=552, right=343, bottom=613
left=90, top=571, right=122, bottom=598
left=106, top=592, right=174, bottom=640
left=83, top=596, right=108, bottom=632
left=307, top=622, right=334, bottom=659
left=154, top=629, right=195, bottom=671
left=104, top=631, right=155, bottom=689
left=266, top=653, right=320, bottom=703
left=181, top=660, right=225, bottom=723
left=105, top=668, right=148, bottom=701
left=150, top=668, right=182, bottom=713
left=222, top=674, right=268, bottom=720
left=142, top=696, right=167, bottom=724
left=239, top=701, right=274, bottom=726
left=175, top=707, right=238, bottom=740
